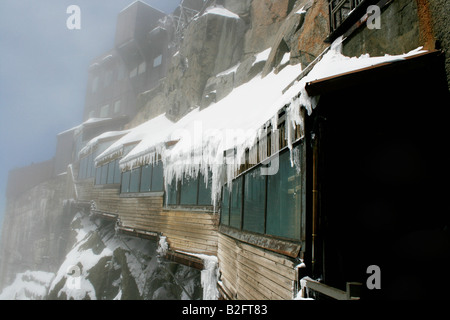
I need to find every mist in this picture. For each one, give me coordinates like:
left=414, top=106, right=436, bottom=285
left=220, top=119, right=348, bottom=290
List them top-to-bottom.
left=0, top=0, right=181, bottom=234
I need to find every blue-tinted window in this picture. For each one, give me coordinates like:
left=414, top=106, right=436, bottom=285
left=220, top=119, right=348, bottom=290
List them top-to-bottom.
left=266, top=147, right=302, bottom=240
left=86, top=154, right=93, bottom=178
left=78, top=157, right=86, bottom=180
left=113, top=160, right=121, bottom=184
left=107, top=161, right=115, bottom=184
left=151, top=161, right=164, bottom=191
left=100, top=164, right=108, bottom=185
left=140, top=164, right=152, bottom=192
left=95, top=167, right=101, bottom=185
left=129, top=168, right=141, bottom=193
left=243, top=169, right=266, bottom=234
left=121, top=171, right=130, bottom=193
left=198, top=173, right=212, bottom=205
left=180, top=175, right=198, bottom=205
left=230, top=176, right=243, bottom=229
left=167, top=179, right=178, bottom=205
left=221, top=186, right=230, bottom=225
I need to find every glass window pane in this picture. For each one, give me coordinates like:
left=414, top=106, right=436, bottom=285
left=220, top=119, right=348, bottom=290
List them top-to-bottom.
left=266, top=147, right=302, bottom=240
left=90, top=152, right=97, bottom=177
left=86, top=154, right=93, bottom=178
left=78, top=158, right=86, bottom=180
left=113, top=159, right=121, bottom=184
left=107, top=161, right=115, bottom=184
left=151, top=161, right=164, bottom=191
left=101, top=164, right=108, bottom=185
left=140, top=165, right=152, bottom=192
left=95, top=166, right=101, bottom=185
left=129, top=168, right=141, bottom=193
left=243, top=169, right=266, bottom=234
left=121, top=171, right=130, bottom=193
left=198, top=172, right=212, bottom=205
left=180, top=175, right=198, bottom=205
left=230, top=176, right=243, bottom=229
left=167, top=178, right=178, bottom=205
left=221, top=186, right=230, bottom=225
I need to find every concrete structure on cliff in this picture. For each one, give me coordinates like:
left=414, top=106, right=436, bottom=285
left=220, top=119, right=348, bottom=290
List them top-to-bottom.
left=1, top=0, right=450, bottom=300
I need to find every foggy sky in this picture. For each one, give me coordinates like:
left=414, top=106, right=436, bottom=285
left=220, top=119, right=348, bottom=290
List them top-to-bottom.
left=0, top=0, right=181, bottom=232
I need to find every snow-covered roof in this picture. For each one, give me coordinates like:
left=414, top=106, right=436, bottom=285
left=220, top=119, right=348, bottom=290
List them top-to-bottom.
left=95, top=37, right=429, bottom=207
left=283, top=38, right=427, bottom=115
left=95, top=113, right=174, bottom=166
left=57, top=118, right=113, bottom=136
left=79, top=130, right=130, bottom=158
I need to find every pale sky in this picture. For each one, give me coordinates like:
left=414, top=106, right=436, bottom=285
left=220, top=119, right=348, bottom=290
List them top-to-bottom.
left=0, top=0, right=181, bottom=231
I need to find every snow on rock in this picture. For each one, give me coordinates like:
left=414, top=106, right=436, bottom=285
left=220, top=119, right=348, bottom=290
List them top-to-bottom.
left=203, top=6, right=240, bottom=20
left=253, top=48, right=272, bottom=66
left=0, top=271, right=55, bottom=300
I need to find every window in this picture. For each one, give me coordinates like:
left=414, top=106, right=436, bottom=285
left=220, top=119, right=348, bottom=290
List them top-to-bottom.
left=329, top=0, right=364, bottom=32
left=153, top=55, right=162, bottom=68
left=138, top=61, right=146, bottom=75
left=117, top=64, right=126, bottom=81
left=129, top=67, right=137, bottom=78
left=104, top=70, right=113, bottom=87
left=92, top=76, right=99, bottom=93
left=114, top=100, right=121, bottom=114
left=100, top=104, right=110, bottom=118
left=220, top=145, right=303, bottom=241
left=266, top=149, right=302, bottom=240
left=78, top=157, right=87, bottom=180
left=94, top=159, right=121, bottom=186
left=113, top=160, right=121, bottom=184
left=107, top=161, right=115, bottom=184
left=151, top=161, right=164, bottom=191
left=100, top=164, right=108, bottom=185
left=140, top=164, right=152, bottom=192
left=95, top=166, right=102, bottom=185
left=129, top=168, right=141, bottom=193
left=243, top=169, right=266, bottom=234
left=121, top=171, right=131, bottom=193
left=166, top=171, right=213, bottom=206
left=198, top=173, right=212, bottom=206
left=229, top=176, right=243, bottom=229
left=221, top=187, right=230, bottom=225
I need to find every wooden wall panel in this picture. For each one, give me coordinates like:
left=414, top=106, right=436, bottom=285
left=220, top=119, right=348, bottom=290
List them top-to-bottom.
left=218, top=233, right=297, bottom=300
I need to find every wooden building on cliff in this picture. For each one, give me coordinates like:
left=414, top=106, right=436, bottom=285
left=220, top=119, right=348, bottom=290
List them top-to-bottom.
left=7, top=0, right=448, bottom=300
left=68, top=0, right=450, bottom=300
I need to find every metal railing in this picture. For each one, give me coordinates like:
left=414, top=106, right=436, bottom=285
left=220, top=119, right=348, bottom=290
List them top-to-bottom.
left=329, top=0, right=364, bottom=32
left=302, top=278, right=362, bottom=300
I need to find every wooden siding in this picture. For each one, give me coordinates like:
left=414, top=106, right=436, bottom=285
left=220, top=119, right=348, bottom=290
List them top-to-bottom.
left=76, top=180, right=219, bottom=257
left=218, top=233, right=298, bottom=300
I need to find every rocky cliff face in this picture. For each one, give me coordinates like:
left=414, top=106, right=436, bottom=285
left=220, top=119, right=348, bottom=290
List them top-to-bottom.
left=134, top=0, right=329, bottom=124
left=0, top=174, right=73, bottom=290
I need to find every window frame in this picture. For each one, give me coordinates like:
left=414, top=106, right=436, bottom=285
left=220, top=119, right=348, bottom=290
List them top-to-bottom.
left=220, top=141, right=304, bottom=243
left=165, top=171, right=213, bottom=208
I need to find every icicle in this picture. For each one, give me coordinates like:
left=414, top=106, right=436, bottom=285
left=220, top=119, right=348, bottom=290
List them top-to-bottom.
left=271, top=130, right=279, bottom=155
left=259, top=134, right=268, bottom=163
left=249, top=144, right=258, bottom=166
